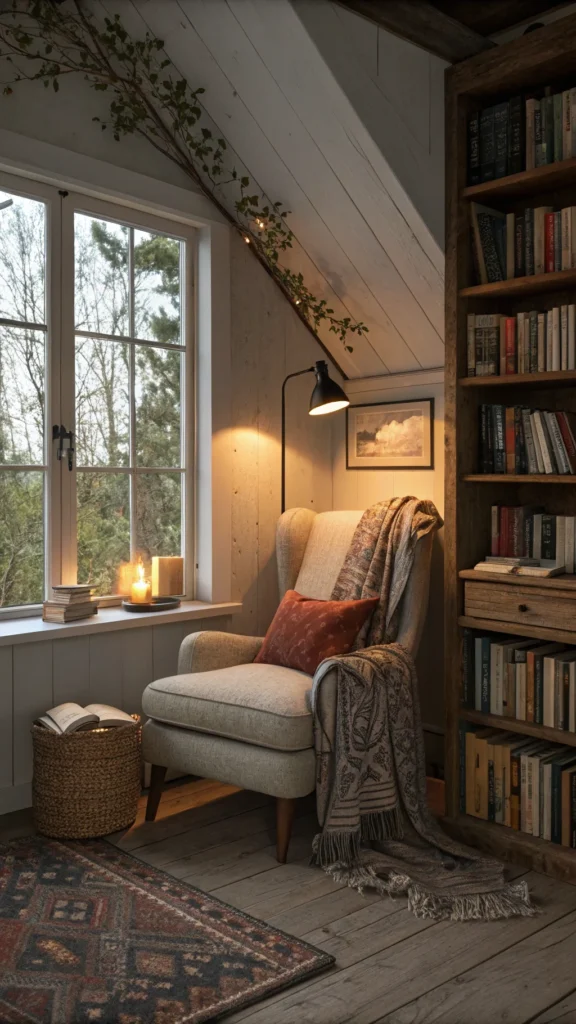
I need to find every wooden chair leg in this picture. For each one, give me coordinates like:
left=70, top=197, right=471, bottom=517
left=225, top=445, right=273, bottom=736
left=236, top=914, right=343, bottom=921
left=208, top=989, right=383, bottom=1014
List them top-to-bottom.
left=145, top=765, right=167, bottom=821
left=276, top=797, right=296, bottom=864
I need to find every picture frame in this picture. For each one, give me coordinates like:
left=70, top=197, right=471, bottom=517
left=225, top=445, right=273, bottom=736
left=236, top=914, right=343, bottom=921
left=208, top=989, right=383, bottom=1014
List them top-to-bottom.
left=346, top=398, right=434, bottom=470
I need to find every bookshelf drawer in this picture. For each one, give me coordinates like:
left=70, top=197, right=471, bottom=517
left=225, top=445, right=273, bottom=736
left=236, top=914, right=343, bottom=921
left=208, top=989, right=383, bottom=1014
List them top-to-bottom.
left=464, top=580, right=576, bottom=631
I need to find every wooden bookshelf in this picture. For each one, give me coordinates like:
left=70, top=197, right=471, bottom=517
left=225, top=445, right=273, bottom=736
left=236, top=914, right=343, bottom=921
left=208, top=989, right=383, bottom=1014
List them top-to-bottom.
left=445, top=17, right=576, bottom=884
left=462, top=156, right=576, bottom=202
left=460, top=268, right=576, bottom=298
left=460, top=370, right=576, bottom=388
left=463, top=474, right=576, bottom=483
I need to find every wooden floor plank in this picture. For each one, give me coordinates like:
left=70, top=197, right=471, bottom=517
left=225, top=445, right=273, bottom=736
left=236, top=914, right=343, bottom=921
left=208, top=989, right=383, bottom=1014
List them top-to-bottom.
left=134, top=805, right=278, bottom=866
left=211, top=859, right=325, bottom=909
left=228, top=871, right=576, bottom=1024
left=265, top=884, right=383, bottom=937
left=376, top=909, right=576, bottom=1024
left=531, top=990, right=576, bottom=1023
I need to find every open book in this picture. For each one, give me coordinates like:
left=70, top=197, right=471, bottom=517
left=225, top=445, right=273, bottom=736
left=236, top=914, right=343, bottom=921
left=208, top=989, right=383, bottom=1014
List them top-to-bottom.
left=36, top=702, right=136, bottom=735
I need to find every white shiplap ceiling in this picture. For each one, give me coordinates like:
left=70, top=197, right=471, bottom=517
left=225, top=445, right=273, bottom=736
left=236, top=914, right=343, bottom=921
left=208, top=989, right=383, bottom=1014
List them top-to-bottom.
left=100, top=0, right=445, bottom=379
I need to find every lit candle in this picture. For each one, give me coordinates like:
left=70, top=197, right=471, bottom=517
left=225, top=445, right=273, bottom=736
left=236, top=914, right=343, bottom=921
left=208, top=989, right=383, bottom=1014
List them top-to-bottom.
left=130, top=561, right=152, bottom=604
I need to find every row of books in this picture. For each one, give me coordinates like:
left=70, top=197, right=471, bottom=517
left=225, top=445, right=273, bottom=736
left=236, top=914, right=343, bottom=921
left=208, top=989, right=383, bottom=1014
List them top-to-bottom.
left=468, top=87, right=576, bottom=185
left=471, top=203, right=576, bottom=285
left=467, top=307, right=576, bottom=377
left=479, top=405, right=576, bottom=475
left=488, top=505, right=575, bottom=570
left=42, top=584, right=97, bottom=623
left=462, top=632, right=576, bottom=730
left=461, top=726, right=576, bottom=845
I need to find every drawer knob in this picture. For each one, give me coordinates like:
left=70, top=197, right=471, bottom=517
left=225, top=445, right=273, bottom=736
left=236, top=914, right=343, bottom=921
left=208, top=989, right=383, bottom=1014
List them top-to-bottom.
left=518, top=603, right=528, bottom=612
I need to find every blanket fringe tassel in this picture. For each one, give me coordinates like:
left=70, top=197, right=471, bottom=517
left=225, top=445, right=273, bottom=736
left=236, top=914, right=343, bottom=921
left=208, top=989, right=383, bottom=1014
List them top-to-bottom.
left=310, top=808, right=403, bottom=870
left=312, top=857, right=537, bottom=921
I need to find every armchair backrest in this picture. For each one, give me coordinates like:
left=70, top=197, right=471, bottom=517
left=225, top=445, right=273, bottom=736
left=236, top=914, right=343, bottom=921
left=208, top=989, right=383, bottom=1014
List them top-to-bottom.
left=276, top=507, right=434, bottom=657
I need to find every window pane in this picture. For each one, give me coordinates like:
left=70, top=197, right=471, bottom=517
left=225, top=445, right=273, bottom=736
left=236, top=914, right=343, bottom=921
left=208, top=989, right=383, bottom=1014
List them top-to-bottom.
left=0, top=189, right=46, bottom=325
left=74, top=214, right=129, bottom=336
left=134, top=229, right=182, bottom=344
left=0, top=326, right=45, bottom=465
left=76, top=337, right=129, bottom=467
left=135, top=347, right=181, bottom=467
left=0, top=471, right=44, bottom=607
left=77, top=471, right=130, bottom=595
left=136, top=472, right=182, bottom=563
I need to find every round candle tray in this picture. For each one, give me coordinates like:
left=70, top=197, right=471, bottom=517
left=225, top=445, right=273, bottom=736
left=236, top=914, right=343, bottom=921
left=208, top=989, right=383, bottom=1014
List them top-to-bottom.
left=122, top=597, right=181, bottom=613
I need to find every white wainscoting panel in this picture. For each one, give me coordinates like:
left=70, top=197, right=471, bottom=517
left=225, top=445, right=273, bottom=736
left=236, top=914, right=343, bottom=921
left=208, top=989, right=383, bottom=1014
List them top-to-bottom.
left=0, top=616, right=231, bottom=814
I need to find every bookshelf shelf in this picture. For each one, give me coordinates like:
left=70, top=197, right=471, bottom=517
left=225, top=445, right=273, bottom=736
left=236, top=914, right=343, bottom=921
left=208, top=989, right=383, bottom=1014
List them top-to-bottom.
left=446, top=19, right=576, bottom=882
left=462, top=156, right=576, bottom=202
left=460, top=268, right=576, bottom=299
left=460, top=371, right=576, bottom=389
left=463, top=474, right=576, bottom=484
left=458, top=614, right=576, bottom=646
left=460, top=708, right=576, bottom=748
left=442, top=815, right=576, bottom=884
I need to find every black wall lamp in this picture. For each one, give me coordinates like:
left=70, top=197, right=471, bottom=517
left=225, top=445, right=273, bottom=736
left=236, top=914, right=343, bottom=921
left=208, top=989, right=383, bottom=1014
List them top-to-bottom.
left=281, top=359, right=349, bottom=513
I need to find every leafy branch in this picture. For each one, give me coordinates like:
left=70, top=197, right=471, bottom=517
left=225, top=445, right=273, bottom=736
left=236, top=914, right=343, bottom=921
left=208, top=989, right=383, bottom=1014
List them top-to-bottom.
left=0, top=0, right=368, bottom=350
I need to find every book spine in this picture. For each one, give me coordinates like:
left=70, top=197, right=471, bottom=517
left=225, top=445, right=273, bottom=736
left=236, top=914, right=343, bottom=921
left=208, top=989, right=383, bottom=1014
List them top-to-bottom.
left=563, top=90, right=572, bottom=159
left=554, top=92, right=563, bottom=165
left=509, top=95, right=524, bottom=174
left=526, top=98, right=536, bottom=171
left=494, top=102, right=508, bottom=178
left=534, top=102, right=544, bottom=167
left=480, top=106, right=496, bottom=181
left=468, top=112, right=481, bottom=185
left=562, top=207, right=572, bottom=270
left=525, top=208, right=534, bottom=276
left=545, top=211, right=555, bottom=273
left=555, top=211, right=562, bottom=271
left=478, top=214, right=504, bottom=283
left=514, top=215, right=525, bottom=278
left=562, top=304, right=569, bottom=369
left=569, top=305, right=576, bottom=369
left=552, top=306, right=561, bottom=371
left=529, top=311, right=539, bottom=373
left=537, top=312, right=546, bottom=373
left=467, top=313, right=476, bottom=376
left=505, top=317, right=516, bottom=374
left=493, top=405, right=506, bottom=473
left=514, top=405, right=526, bottom=474
left=505, top=407, right=515, bottom=474
left=522, top=409, right=538, bottom=474
left=547, top=411, right=571, bottom=473
left=556, top=412, right=576, bottom=472
left=491, top=504, right=500, bottom=556
left=500, top=506, right=510, bottom=557
left=542, top=513, right=556, bottom=561
left=461, top=629, right=475, bottom=708
left=481, top=640, right=491, bottom=714
left=527, top=655, right=536, bottom=722
left=535, top=655, right=545, bottom=725
left=511, top=751, right=521, bottom=830
left=552, top=765, right=562, bottom=844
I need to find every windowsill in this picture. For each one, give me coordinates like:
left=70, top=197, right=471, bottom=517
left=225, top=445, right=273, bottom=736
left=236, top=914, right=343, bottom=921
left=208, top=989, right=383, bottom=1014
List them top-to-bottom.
left=0, top=600, right=242, bottom=647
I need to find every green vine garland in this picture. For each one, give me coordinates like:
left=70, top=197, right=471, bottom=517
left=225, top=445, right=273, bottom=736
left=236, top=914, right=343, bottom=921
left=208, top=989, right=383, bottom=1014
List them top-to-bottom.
left=0, top=0, right=368, bottom=351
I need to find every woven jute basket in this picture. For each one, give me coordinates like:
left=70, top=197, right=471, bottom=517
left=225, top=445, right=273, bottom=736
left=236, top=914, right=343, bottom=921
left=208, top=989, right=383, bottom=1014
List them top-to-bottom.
left=32, top=717, right=141, bottom=839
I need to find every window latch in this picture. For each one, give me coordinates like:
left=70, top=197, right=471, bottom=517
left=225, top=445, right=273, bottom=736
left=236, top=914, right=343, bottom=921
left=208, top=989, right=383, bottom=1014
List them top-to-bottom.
left=52, top=424, right=75, bottom=471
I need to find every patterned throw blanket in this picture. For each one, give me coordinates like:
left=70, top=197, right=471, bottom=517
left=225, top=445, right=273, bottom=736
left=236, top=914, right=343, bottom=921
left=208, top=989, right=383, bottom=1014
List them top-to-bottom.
left=311, top=497, right=536, bottom=921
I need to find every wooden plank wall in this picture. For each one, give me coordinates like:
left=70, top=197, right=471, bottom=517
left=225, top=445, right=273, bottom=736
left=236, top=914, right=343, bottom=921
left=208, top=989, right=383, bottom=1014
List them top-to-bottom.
left=230, top=232, right=333, bottom=639
left=331, top=370, right=445, bottom=765
left=0, top=616, right=232, bottom=814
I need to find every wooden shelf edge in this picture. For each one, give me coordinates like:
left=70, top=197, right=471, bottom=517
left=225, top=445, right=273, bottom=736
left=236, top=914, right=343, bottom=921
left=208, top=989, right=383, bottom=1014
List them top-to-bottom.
left=461, top=157, right=576, bottom=202
left=460, top=268, right=576, bottom=298
left=459, top=370, right=576, bottom=388
left=463, top=474, right=576, bottom=483
left=459, top=569, right=576, bottom=589
left=458, top=615, right=576, bottom=646
left=459, top=708, right=576, bottom=748
left=442, top=815, right=576, bottom=884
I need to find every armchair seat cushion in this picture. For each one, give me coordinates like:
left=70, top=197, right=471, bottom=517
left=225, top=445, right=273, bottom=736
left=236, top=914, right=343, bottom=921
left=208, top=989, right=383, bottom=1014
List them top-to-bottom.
left=142, top=663, right=314, bottom=752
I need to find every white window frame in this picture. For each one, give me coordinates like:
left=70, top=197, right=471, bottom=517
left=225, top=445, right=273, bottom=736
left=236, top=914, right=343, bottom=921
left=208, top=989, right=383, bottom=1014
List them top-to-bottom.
left=0, top=129, right=233, bottom=617
left=0, top=173, right=197, bottom=617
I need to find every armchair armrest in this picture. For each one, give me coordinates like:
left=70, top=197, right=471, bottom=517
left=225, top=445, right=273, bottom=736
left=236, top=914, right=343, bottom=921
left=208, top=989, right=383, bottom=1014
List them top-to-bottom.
left=177, top=631, right=264, bottom=675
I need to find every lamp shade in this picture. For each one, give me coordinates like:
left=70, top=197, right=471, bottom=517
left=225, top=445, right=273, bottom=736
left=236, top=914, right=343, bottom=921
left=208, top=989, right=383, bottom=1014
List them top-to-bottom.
left=308, top=360, right=350, bottom=416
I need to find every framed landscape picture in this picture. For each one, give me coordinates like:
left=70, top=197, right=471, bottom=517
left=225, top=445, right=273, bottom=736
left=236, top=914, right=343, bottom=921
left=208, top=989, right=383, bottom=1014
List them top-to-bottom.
left=346, top=398, right=434, bottom=470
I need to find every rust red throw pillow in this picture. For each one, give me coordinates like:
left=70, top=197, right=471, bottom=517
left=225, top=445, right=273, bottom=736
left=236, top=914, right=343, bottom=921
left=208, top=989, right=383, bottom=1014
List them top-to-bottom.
left=254, top=589, right=378, bottom=676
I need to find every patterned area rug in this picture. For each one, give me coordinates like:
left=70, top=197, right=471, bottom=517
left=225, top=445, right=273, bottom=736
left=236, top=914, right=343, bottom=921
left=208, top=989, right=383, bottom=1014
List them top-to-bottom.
left=0, top=836, right=334, bottom=1023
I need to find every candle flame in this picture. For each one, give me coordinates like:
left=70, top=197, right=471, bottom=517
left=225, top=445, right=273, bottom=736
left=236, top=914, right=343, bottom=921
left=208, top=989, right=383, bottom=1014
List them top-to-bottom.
left=136, top=558, right=145, bottom=582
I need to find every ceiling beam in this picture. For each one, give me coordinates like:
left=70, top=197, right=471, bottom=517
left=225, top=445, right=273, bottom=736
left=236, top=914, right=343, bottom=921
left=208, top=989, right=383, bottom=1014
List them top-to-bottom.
left=335, top=0, right=496, bottom=63
left=432, top=1, right=572, bottom=38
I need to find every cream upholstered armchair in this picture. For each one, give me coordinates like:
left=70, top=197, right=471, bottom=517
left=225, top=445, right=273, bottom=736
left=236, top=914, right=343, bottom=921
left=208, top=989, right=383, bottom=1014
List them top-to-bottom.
left=141, top=507, right=434, bottom=862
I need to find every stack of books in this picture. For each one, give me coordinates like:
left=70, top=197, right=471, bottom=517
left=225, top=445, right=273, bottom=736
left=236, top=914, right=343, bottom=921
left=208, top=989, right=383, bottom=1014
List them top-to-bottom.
left=468, top=86, right=576, bottom=186
left=471, top=202, right=576, bottom=285
left=467, top=306, right=576, bottom=376
left=479, top=404, right=576, bottom=475
left=485, top=504, right=576, bottom=570
left=42, top=585, right=97, bottom=623
left=462, top=630, right=576, bottom=729
left=461, top=726, right=576, bottom=845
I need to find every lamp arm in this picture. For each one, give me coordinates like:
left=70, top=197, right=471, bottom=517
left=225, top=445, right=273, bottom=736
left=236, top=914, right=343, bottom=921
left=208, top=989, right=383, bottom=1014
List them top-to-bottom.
left=281, top=366, right=315, bottom=514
